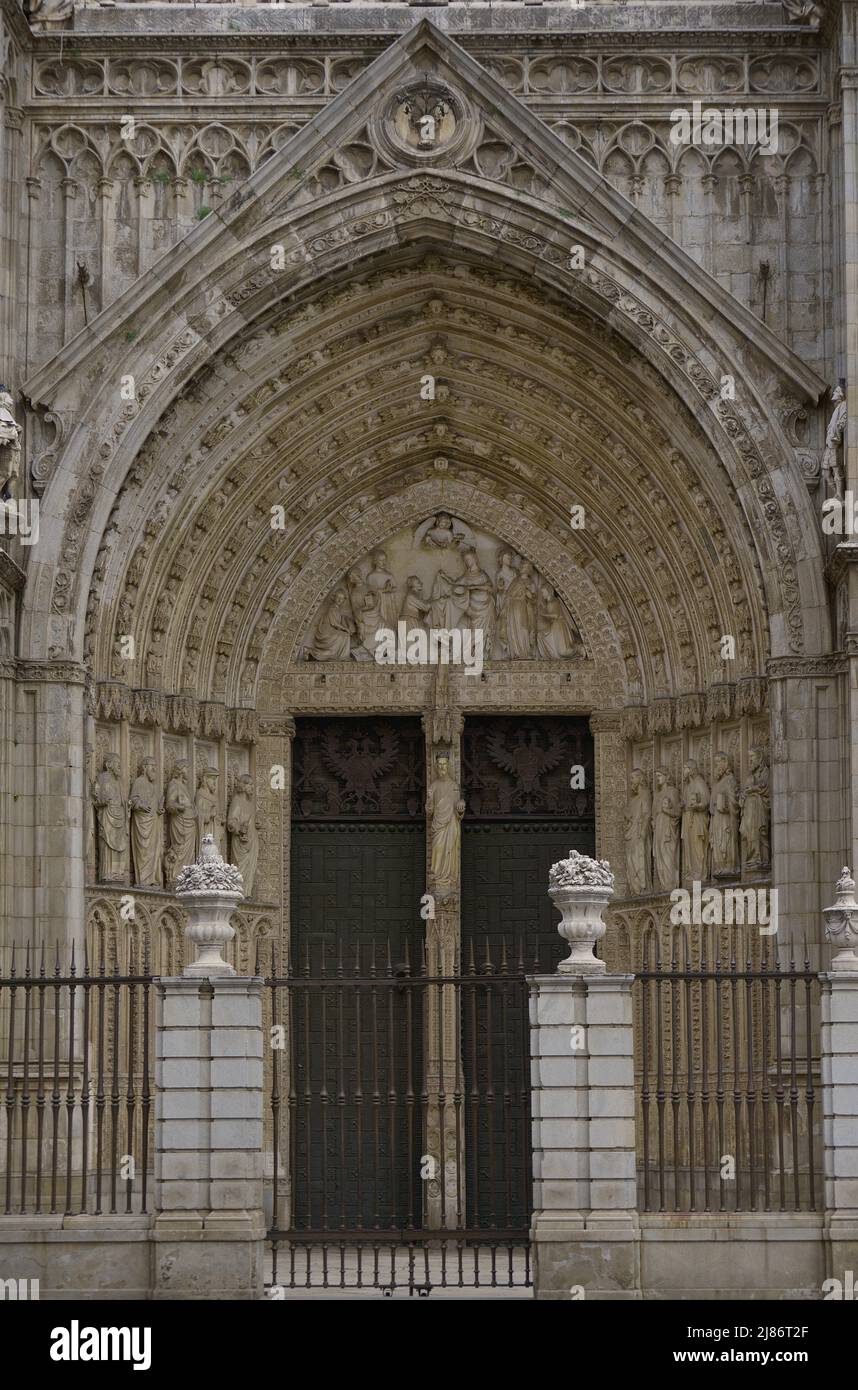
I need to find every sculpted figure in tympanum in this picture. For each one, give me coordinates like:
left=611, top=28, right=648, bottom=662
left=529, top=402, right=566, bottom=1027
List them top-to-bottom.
left=302, top=516, right=583, bottom=663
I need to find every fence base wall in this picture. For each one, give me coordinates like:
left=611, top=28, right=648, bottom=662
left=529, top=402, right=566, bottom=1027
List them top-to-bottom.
left=152, top=1210, right=266, bottom=1301
left=531, top=1214, right=641, bottom=1300
left=533, top=1214, right=829, bottom=1300
left=640, top=1214, right=825, bottom=1300
left=0, top=1215, right=153, bottom=1299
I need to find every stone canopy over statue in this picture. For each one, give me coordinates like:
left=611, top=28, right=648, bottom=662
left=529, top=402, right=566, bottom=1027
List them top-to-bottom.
left=303, top=515, right=584, bottom=663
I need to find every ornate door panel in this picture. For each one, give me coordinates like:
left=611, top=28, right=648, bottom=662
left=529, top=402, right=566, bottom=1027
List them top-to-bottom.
left=460, top=716, right=595, bottom=1225
left=290, top=718, right=425, bottom=1229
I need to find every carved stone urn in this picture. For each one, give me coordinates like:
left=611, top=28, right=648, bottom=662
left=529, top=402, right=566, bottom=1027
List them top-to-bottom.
left=175, top=834, right=244, bottom=978
left=547, top=850, right=615, bottom=975
left=823, top=866, right=858, bottom=972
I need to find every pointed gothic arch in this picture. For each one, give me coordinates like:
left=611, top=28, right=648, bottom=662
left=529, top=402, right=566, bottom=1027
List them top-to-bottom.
left=19, top=19, right=824, bottom=674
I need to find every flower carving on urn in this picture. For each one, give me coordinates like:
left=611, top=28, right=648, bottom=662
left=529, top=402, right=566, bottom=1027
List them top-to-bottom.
left=175, top=834, right=244, bottom=978
left=548, top=850, right=614, bottom=975
left=823, top=867, right=858, bottom=971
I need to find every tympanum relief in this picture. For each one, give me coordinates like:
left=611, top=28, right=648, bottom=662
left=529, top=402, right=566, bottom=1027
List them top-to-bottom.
left=302, top=515, right=584, bottom=664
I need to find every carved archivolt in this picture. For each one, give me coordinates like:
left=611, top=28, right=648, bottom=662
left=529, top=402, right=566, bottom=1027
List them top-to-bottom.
left=22, top=24, right=824, bottom=685
left=60, top=258, right=774, bottom=715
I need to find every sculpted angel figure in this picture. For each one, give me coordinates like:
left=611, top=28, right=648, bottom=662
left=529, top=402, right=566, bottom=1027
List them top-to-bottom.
left=421, top=512, right=466, bottom=550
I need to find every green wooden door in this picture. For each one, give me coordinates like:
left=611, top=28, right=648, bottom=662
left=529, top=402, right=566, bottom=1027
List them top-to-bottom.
left=460, top=716, right=596, bottom=1225
left=289, top=718, right=426, bottom=1231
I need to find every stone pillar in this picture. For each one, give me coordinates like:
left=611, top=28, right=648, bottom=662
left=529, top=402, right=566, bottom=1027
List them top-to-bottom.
left=768, top=657, right=846, bottom=960
left=11, top=662, right=88, bottom=956
left=421, top=696, right=464, bottom=1227
left=256, top=713, right=294, bottom=1230
left=590, top=713, right=626, bottom=898
left=152, top=838, right=265, bottom=1300
left=530, top=851, right=639, bottom=1299
left=822, top=868, right=858, bottom=1286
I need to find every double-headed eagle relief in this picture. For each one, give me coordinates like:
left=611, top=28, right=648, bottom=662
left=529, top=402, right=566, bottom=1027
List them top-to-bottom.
left=303, top=513, right=584, bottom=663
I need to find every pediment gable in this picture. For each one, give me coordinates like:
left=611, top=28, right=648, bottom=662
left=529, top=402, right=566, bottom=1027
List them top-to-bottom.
left=24, top=17, right=823, bottom=409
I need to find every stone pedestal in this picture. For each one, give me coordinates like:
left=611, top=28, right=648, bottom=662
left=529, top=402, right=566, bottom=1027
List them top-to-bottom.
left=530, top=850, right=639, bottom=1298
left=822, top=869, right=858, bottom=1288
left=529, top=972, right=640, bottom=1300
left=153, top=976, right=265, bottom=1300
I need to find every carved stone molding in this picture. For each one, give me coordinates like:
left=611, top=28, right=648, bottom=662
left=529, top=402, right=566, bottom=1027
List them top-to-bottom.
left=767, top=654, right=846, bottom=678
left=16, top=658, right=87, bottom=684
left=89, top=681, right=258, bottom=741
left=618, top=681, right=767, bottom=739
left=589, top=711, right=622, bottom=735
left=258, top=715, right=297, bottom=739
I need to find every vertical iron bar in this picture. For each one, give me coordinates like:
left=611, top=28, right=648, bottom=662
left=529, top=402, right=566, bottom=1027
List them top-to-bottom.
left=683, top=929, right=695, bottom=1213
left=745, top=935, right=758, bottom=1212
left=640, top=936, right=651, bottom=1212
left=35, top=950, right=46, bottom=1214
left=789, top=951, right=800, bottom=1210
left=804, top=951, right=816, bottom=1211
left=19, top=953, right=32, bottom=1215
left=65, top=956, right=77, bottom=1214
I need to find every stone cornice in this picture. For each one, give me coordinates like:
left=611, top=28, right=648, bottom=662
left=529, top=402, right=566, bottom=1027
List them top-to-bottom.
left=14, top=1, right=824, bottom=54
left=767, top=653, right=847, bottom=677
left=15, top=657, right=88, bottom=683
left=618, top=678, right=769, bottom=738
left=87, top=680, right=259, bottom=740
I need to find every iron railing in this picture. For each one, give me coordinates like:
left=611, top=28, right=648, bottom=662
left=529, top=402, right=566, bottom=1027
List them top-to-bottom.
left=634, top=929, right=820, bottom=1214
left=264, top=939, right=534, bottom=1293
left=0, top=943, right=153, bottom=1216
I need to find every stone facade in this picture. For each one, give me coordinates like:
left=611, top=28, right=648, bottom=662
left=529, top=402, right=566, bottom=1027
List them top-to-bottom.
left=0, top=0, right=856, bottom=1300
left=0, top=0, right=852, bottom=971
